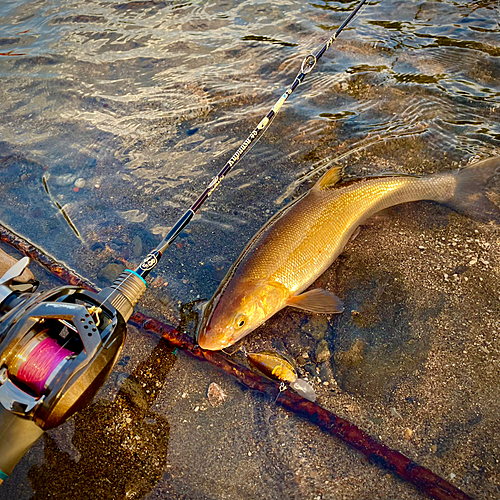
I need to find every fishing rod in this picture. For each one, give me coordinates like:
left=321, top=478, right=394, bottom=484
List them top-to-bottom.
left=0, top=0, right=366, bottom=486
left=133, top=0, right=367, bottom=281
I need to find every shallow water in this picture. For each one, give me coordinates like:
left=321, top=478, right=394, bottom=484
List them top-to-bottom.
left=1, top=0, right=500, bottom=499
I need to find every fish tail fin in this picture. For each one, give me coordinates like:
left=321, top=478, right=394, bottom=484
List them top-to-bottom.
left=444, top=156, right=500, bottom=224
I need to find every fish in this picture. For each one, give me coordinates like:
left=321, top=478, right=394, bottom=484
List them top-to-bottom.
left=197, top=156, right=500, bottom=351
left=246, top=350, right=316, bottom=402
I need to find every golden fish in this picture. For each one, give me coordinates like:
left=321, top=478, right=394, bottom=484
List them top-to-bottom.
left=198, top=157, right=500, bottom=351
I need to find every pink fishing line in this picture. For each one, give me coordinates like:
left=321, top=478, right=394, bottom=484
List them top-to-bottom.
left=17, top=337, right=72, bottom=395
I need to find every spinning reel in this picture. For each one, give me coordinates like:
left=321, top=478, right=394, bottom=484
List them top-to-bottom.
left=0, top=257, right=146, bottom=483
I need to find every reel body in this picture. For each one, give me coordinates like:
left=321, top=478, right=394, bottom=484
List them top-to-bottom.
left=0, top=259, right=146, bottom=482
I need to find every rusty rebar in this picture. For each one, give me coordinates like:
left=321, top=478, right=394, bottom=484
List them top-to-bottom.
left=0, top=224, right=474, bottom=500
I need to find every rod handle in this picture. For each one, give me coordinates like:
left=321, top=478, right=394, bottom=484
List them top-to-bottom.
left=0, top=404, right=44, bottom=481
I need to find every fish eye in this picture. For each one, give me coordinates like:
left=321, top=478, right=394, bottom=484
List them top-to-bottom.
left=234, top=314, right=247, bottom=329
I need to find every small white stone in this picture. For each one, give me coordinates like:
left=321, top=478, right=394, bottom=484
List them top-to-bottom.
left=74, top=178, right=86, bottom=188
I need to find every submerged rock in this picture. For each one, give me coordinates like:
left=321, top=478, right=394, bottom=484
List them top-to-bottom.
left=132, top=235, right=143, bottom=257
left=98, top=262, right=126, bottom=282
left=301, top=315, right=329, bottom=340
left=335, top=339, right=365, bottom=368
left=315, top=340, right=331, bottom=364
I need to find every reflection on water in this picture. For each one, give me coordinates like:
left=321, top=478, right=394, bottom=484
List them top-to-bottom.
left=1, top=0, right=500, bottom=498
left=0, top=1, right=498, bottom=307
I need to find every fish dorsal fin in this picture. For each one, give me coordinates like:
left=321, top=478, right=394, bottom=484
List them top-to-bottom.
left=313, top=166, right=343, bottom=191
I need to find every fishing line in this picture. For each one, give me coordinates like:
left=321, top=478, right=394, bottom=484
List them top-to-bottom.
left=100, top=0, right=367, bottom=309
left=11, top=335, right=74, bottom=396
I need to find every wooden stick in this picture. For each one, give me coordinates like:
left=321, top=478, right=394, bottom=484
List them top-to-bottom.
left=0, top=224, right=474, bottom=500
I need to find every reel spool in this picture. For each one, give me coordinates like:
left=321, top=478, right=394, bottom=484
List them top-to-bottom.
left=10, top=333, right=74, bottom=397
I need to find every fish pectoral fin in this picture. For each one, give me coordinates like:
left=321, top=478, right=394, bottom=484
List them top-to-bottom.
left=313, top=166, right=343, bottom=191
left=286, top=288, right=344, bottom=314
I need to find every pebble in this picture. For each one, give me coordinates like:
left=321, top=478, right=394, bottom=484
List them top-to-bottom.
left=52, top=173, right=76, bottom=186
left=74, top=177, right=86, bottom=188
left=315, top=340, right=331, bottom=364
left=296, top=355, right=308, bottom=367
left=303, top=363, right=317, bottom=379
left=207, top=382, right=227, bottom=407
left=390, top=407, right=402, bottom=418
left=404, top=428, right=413, bottom=440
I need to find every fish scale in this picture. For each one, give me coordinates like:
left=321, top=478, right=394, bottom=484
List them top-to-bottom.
left=198, top=157, right=500, bottom=350
left=246, top=174, right=453, bottom=293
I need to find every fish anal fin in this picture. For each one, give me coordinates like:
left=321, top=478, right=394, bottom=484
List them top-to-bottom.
left=313, top=166, right=343, bottom=191
left=360, top=208, right=393, bottom=227
left=348, top=226, right=361, bottom=244
left=286, top=288, right=344, bottom=314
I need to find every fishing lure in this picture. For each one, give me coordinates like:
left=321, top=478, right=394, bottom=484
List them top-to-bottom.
left=246, top=349, right=316, bottom=402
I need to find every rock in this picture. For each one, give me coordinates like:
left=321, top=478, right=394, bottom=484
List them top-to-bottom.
left=52, top=173, right=76, bottom=186
left=74, top=178, right=86, bottom=188
left=132, top=235, right=143, bottom=257
left=98, top=262, right=126, bottom=282
left=301, top=315, right=329, bottom=340
left=335, top=339, right=365, bottom=368
left=315, top=340, right=331, bottom=364
left=296, top=354, right=308, bottom=367
left=318, top=361, right=335, bottom=384
left=303, top=363, right=317, bottom=379
left=119, top=376, right=148, bottom=410
left=207, top=382, right=227, bottom=407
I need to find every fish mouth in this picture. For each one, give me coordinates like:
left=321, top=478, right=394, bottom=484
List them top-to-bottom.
left=197, top=325, right=231, bottom=351
left=198, top=334, right=229, bottom=351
